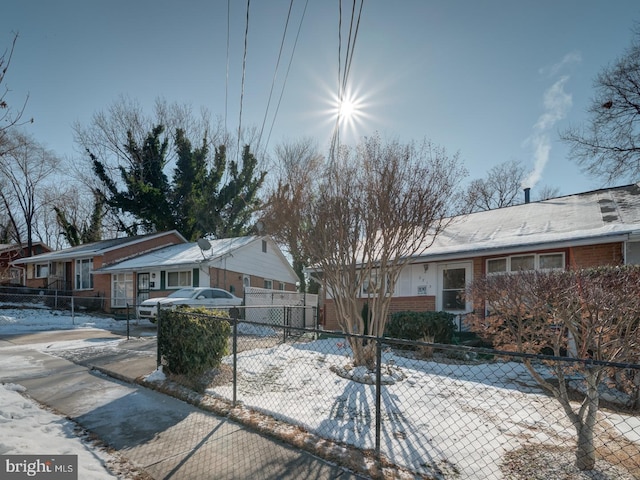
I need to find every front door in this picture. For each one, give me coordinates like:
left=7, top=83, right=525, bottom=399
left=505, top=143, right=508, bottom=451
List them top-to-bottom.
left=436, top=262, right=473, bottom=313
left=137, top=273, right=150, bottom=306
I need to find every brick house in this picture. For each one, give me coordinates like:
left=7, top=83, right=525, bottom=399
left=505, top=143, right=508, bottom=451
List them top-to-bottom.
left=320, top=184, right=640, bottom=331
left=11, top=231, right=187, bottom=310
left=96, top=235, right=300, bottom=308
left=0, top=242, right=51, bottom=285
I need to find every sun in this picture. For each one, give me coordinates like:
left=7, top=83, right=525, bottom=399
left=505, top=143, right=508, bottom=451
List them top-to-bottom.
left=313, top=76, right=377, bottom=148
left=339, top=98, right=357, bottom=122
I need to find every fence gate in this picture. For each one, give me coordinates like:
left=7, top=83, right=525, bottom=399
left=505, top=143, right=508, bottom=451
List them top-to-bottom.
left=243, top=287, right=318, bottom=328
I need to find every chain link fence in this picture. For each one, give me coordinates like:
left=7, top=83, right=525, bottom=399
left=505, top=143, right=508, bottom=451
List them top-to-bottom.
left=2, top=289, right=638, bottom=479
left=156, top=312, right=640, bottom=480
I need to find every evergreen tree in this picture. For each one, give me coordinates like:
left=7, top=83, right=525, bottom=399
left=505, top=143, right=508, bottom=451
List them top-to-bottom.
left=91, top=125, right=265, bottom=240
left=54, top=192, right=104, bottom=247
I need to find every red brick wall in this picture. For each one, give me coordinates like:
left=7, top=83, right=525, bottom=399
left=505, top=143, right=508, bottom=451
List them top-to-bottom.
left=101, top=232, right=184, bottom=266
left=322, top=242, right=626, bottom=330
left=568, top=242, right=623, bottom=268
left=208, top=266, right=297, bottom=297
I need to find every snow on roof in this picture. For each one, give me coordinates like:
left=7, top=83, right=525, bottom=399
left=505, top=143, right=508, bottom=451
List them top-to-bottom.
left=415, top=183, right=640, bottom=260
left=11, top=231, right=185, bottom=264
left=97, top=236, right=258, bottom=272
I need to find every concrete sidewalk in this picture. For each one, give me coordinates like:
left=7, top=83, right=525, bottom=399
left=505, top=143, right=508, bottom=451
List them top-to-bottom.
left=0, top=331, right=364, bottom=480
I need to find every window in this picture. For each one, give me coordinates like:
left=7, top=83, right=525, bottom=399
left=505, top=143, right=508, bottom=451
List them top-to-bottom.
left=262, top=240, right=267, bottom=253
left=627, top=241, right=640, bottom=265
left=486, top=252, right=565, bottom=274
left=539, top=253, right=564, bottom=270
left=510, top=255, right=535, bottom=271
left=75, top=258, right=93, bottom=290
left=487, top=258, right=507, bottom=274
left=35, top=264, right=49, bottom=278
left=442, top=267, right=466, bottom=310
left=361, top=270, right=391, bottom=296
left=167, top=271, right=191, bottom=288
left=362, top=271, right=379, bottom=295
left=112, top=273, right=133, bottom=308
left=264, top=279, right=273, bottom=289
left=279, top=282, right=285, bottom=291
left=212, top=289, right=232, bottom=299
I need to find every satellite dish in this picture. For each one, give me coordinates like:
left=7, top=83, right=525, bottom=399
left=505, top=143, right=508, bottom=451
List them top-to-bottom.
left=255, top=220, right=265, bottom=234
left=197, top=238, right=212, bottom=251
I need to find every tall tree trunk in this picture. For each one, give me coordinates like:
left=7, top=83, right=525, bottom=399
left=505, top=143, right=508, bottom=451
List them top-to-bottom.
left=349, top=339, right=376, bottom=369
left=575, top=372, right=599, bottom=471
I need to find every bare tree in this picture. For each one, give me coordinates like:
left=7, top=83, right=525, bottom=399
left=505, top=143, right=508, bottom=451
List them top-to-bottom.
left=561, top=29, right=640, bottom=184
left=0, top=32, right=32, bottom=156
left=73, top=96, right=227, bottom=178
left=0, top=131, right=60, bottom=254
left=291, top=135, right=466, bottom=367
left=261, top=137, right=324, bottom=291
left=465, top=159, right=562, bottom=210
left=465, top=160, right=526, bottom=211
left=534, top=184, right=561, bottom=201
left=467, top=266, right=640, bottom=471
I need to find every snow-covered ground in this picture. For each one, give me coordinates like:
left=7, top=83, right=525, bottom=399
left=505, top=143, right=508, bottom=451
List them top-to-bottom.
left=1, top=305, right=639, bottom=479
left=0, top=306, right=144, bottom=479
left=203, top=340, right=640, bottom=479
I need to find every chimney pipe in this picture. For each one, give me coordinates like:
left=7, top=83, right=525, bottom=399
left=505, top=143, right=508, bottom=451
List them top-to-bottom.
left=524, top=187, right=530, bottom=204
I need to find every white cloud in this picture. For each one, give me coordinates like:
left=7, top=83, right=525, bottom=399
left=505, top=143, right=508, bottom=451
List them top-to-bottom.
left=539, top=51, right=582, bottom=78
left=523, top=66, right=575, bottom=189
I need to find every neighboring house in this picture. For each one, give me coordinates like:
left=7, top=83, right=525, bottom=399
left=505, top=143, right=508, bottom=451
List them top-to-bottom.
left=321, top=183, right=640, bottom=331
left=11, top=231, right=187, bottom=309
left=96, top=235, right=300, bottom=310
left=0, top=242, right=51, bottom=286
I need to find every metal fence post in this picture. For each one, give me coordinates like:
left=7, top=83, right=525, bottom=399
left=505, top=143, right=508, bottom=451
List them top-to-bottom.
left=71, top=296, right=75, bottom=325
left=126, top=303, right=130, bottom=340
left=156, top=303, right=161, bottom=369
left=283, top=306, right=287, bottom=343
left=233, top=318, right=238, bottom=406
left=375, top=336, right=382, bottom=458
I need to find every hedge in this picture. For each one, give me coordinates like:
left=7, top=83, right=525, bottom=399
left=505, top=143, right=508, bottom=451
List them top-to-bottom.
left=158, top=307, right=231, bottom=377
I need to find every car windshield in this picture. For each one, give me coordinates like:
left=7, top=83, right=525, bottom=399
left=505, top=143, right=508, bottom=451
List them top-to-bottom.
left=167, top=288, right=198, bottom=299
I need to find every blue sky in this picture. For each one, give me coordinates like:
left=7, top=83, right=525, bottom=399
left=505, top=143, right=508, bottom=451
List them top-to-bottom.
left=2, top=1, right=640, bottom=197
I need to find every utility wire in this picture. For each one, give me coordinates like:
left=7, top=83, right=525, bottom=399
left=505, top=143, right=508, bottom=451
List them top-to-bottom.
left=225, top=0, right=231, bottom=141
left=237, top=0, right=251, bottom=161
left=257, top=0, right=295, bottom=154
left=263, top=0, right=310, bottom=157
left=330, top=0, right=364, bottom=161
left=342, top=0, right=364, bottom=96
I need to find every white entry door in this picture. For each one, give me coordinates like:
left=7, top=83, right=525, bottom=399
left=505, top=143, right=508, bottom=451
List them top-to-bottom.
left=436, top=262, right=473, bottom=313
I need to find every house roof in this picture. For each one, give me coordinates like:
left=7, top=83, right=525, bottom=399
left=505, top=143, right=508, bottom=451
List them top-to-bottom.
left=415, top=183, right=640, bottom=261
left=11, top=231, right=187, bottom=264
left=96, top=236, right=260, bottom=272
left=0, top=242, right=50, bottom=255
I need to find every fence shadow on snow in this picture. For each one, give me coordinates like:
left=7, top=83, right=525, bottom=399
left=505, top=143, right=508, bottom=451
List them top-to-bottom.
left=155, top=310, right=640, bottom=480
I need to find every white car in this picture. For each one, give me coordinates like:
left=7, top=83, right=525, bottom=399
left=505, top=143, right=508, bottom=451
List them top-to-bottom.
left=137, top=287, right=243, bottom=320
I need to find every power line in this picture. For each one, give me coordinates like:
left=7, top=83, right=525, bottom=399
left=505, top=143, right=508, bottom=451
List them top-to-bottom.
left=225, top=0, right=231, bottom=140
left=237, top=0, right=251, bottom=160
left=257, top=0, right=295, bottom=154
left=263, top=0, right=310, bottom=157
left=330, top=0, right=365, bottom=161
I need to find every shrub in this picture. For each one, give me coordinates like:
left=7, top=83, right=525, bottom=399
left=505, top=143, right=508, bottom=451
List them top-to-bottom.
left=158, top=307, right=231, bottom=377
left=385, top=311, right=456, bottom=344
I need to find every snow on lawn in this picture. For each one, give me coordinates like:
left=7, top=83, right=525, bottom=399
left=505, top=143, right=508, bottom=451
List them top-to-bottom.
left=0, top=304, right=126, bottom=333
left=0, top=305, right=149, bottom=479
left=1, top=305, right=639, bottom=479
left=207, top=339, right=640, bottom=480
left=0, top=383, right=117, bottom=479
